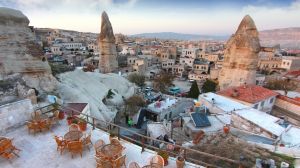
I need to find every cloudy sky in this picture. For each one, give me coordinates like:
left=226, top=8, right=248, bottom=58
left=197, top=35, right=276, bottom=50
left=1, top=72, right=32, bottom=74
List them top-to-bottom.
left=1, top=0, right=300, bottom=35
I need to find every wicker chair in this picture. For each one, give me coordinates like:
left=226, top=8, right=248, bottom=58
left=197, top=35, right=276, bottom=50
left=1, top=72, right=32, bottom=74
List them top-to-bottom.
left=51, top=110, right=60, bottom=125
left=39, top=119, right=52, bottom=131
left=26, top=121, right=40, bottom=134
left=69, top=124, right=79, bottom=132
left=82, top=133, right=92, bottom=151
left=54, top=136, right=66, bottom=155
left=0, top=139, right=21, bottom=160
left=94, top=139, right=105, bottom=156
left=111, top=139, right=121, bottom=146
left=67, top=140, right=83, bottom=158
left=113, top=154, right=126, bottom=168
left=150, top=155, right=164, bottom=168
left=95, top=156, right=113, bottom=168
left=128, top=162, right=141, bottom=168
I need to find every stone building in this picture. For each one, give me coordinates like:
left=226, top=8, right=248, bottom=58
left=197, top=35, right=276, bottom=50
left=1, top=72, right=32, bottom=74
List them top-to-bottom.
left=98, top=11, right=118, bottom=73
left=218, top=15, right=260, bottom=90
left=217, top=85, right=278, bottom=113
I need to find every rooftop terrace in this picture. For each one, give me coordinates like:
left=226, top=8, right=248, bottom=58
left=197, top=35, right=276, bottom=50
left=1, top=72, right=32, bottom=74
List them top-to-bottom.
left=0, top=120, right=202, bottom=168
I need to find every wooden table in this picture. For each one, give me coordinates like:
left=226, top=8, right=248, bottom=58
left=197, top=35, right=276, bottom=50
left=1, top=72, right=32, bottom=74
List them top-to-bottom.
left=64, top=131, right=83, bottom=142
left=97, top=144, right=123, bottom=160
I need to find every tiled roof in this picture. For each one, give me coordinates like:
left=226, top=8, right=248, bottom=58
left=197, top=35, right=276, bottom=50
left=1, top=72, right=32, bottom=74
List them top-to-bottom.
left=284, top=70, right=300, bottom=78
left=217, top=85, right=279, bottom=104
left=63, top=103, right=88, bottom=115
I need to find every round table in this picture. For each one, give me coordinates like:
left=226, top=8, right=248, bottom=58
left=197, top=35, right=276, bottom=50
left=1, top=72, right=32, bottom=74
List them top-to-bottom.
left=64, top=131, right=83, bottom=142
left=97, top=144, right=123, bottom=160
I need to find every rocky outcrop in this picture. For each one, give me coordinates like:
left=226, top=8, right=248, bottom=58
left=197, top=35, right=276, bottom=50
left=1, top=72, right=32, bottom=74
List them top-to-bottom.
left=0, top=7, right=57, bottom=102
left=98, top=11, right=118, bottom=73
left=218, top=15, right=261, bottom=90
left=260, top=27, right=300, bottom=49
left=58, top=70, right=135, bottom=122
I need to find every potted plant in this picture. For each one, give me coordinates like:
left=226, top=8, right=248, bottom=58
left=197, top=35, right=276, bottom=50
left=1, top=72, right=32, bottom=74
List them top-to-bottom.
left=53, top=103, right=64, bottom=120
left=78, top=116, right=87, bottom=131
left=223, top=124, right=230, bottom=134
left=157, top=150, right=169, bottom=166
left=176, top=156, right=185, bottom=168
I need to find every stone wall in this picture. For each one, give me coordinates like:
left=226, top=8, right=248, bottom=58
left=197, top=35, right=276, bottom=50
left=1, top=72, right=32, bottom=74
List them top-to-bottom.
left=0, top=99, right=33, bottom=134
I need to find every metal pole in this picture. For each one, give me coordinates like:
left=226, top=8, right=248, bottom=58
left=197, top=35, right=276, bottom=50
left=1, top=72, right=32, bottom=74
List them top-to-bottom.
left=92, top=118, right=95, bottom=130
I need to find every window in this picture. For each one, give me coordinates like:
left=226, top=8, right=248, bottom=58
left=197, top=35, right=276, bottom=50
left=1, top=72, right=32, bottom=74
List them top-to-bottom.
left=270, top=98, right=274, bottom=104
left=261, top=101, right=265, bottom=107
left=254, top=104, right=258, bottom=109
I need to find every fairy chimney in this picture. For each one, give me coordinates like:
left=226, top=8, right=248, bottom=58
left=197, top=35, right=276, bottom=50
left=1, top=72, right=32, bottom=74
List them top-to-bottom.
left=218, top=15, right=260, bottom=90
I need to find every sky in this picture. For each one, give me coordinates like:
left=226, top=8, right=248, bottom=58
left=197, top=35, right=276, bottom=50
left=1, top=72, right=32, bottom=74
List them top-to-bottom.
left=0, top=0, right=300, bottom=35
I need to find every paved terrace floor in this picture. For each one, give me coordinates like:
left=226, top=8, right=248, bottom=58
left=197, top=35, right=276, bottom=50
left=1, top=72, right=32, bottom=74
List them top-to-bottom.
left=0, top=120, right=203, bottom=168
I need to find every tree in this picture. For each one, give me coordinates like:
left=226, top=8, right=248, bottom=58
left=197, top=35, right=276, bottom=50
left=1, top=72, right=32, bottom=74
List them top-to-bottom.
left=153, top=71, right=175, bottom=93
left=128, top=73, right=146, bottom=87
left=265, top=78, right=297, bottom=95
left=202, top=79, right=217, bottom=93
left=188, top=81, right=200, bottom=99
left=124, top=95, right=146, bottom=117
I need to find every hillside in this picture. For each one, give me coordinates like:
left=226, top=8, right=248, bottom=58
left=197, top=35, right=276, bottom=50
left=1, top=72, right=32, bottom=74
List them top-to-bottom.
left=259, top=27, right=300, bottom=49
left=131, top=28, right=300, bottom=49
left=130, top=32, right=228, bottom=41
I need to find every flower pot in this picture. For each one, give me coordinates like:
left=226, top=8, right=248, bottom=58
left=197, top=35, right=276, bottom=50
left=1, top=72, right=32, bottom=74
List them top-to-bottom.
left=58, top=111, right=65, bottom=120
left=67, top=117, right=73, bottom=125
left=79, top=122, right=87, bottom=131
left=223, top=126, right=230, bottom=134
left=176, top=157, right=185, bottom=168
left=164, top=159, right=168, bottom=166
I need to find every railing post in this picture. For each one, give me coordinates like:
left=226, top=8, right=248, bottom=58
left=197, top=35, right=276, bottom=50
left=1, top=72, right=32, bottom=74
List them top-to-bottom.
left=86, top=115, right=89, bottom=124
left=92, top=118, right=95, bottom=130
left=171, top=119, right=173, bottom=139
left=117, top=127, right=120, bottom=140
left=141, top=137, right=145, bottom=153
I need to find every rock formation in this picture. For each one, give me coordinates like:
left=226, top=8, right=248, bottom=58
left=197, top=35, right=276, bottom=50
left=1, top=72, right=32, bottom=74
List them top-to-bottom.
left=0, top=7, right=57, bottom=103
left=98, top=11, right=118, bottom=73
left=218, top=15, right=260, bottom=90
left=58, top=70, right=135, bottom=122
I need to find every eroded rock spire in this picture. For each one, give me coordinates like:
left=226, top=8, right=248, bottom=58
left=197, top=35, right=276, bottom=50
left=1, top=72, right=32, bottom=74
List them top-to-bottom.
left=98, top=11, right=118, bottom=73
left=218, top=15, right=261, bottom=90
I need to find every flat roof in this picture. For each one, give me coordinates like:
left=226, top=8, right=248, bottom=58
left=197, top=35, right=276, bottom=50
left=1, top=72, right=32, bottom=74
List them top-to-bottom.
left=199, top=92, right=249, bottom=113
left=147, top=98, right=177, bottom=113
left=234, top=108, right=285, bottom=137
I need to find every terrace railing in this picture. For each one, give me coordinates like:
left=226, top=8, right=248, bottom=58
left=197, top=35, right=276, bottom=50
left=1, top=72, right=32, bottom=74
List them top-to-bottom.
left=37, top=103, right=242, bottom=168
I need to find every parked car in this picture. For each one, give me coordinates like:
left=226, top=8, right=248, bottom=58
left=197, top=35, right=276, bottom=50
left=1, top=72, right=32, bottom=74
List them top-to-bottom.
left=144, top=87, right=153, bottom=92
left=169, top=87, right=181, bottom=95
